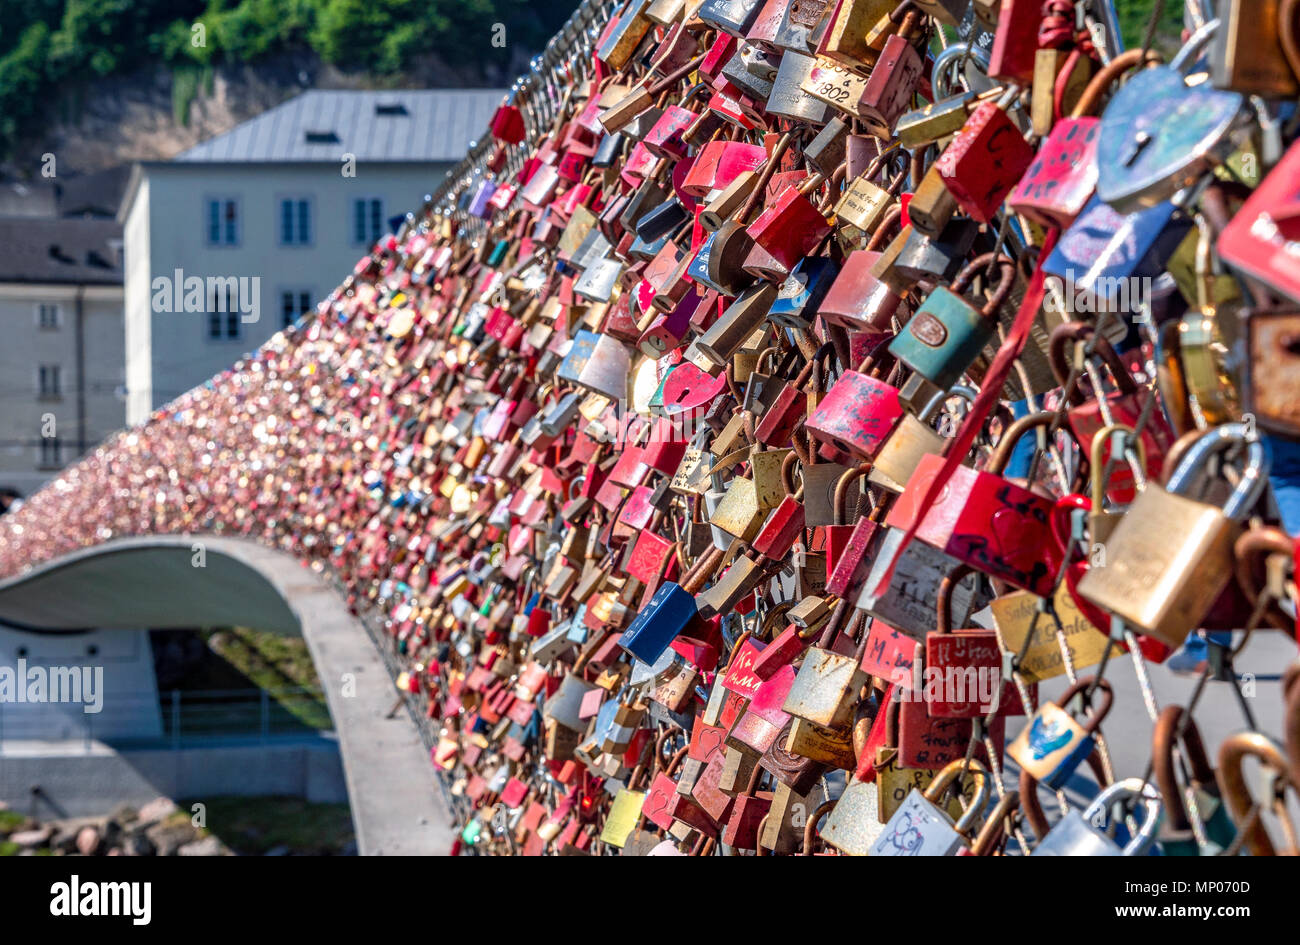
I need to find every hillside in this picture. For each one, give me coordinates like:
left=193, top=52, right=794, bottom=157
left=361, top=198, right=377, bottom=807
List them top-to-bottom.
left=0, top=0, right=573, bottom=177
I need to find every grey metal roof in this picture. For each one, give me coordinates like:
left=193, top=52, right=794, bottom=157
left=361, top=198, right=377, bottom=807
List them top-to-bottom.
left=175, top=89, right=507, bottom=164
left=0, top=218, right=122, bottom=286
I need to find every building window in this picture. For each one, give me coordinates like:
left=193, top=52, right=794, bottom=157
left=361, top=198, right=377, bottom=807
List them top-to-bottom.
left=206, top=197, right=240, bottom=246
left=280, top=197, right=313, bottom=246
left=353, top=198, right=384, bottom=245
left=206, top=284, right=241, bottom=341
left=281, top=289, right=313, bottom=328
left=36, top=303, right=60, bottom=330
left=38, top=365, right=61, bottom=399
left=39, top=436, right=62, bottom=469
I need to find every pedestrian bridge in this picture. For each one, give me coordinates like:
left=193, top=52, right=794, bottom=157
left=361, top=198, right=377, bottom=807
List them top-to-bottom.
left=0, top=535, right=453, bottom=855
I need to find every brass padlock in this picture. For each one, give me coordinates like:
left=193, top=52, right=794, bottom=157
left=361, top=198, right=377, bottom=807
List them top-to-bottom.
left=1077, top=423, right=1269, bottom=648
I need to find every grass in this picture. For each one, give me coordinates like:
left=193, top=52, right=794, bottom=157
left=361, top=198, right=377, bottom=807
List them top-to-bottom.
left=165, top=627, right=333, bottom=732
left=180, top=796, right=354, bottom=855
left=0, top=810, right=27, bottom=835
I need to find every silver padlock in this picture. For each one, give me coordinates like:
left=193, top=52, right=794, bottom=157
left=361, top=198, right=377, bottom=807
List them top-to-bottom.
left=871, top=759, right=990, bottom=856
left=821, top=777, right=885, bottom=856
left=1032, top=778, right=1163, bottom=856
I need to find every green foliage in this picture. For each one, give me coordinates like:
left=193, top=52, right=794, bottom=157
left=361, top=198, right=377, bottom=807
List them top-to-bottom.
left=0, top=0, right=571, bottom=160
left=1115, top=0, right=1185, bottom=50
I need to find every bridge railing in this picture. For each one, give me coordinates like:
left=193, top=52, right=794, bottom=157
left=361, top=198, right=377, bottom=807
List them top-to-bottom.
left=0, top=685, right=330, bottom=752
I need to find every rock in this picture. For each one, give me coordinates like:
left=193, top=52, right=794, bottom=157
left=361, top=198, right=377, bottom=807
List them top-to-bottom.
left=136, top=797, right=178, bottom=826
left=109, top=803, right=139, bottom=824
left=50, top=818, right=108, bottom=853
left=144, top=821, right=197, bottom=856
left=76, top=825, right=101, bottom=856
left=8, top=827, right=53, bottom=848
left=121, top=832, right=156, bottom=857
left=177, top=836, right=225, bottom=856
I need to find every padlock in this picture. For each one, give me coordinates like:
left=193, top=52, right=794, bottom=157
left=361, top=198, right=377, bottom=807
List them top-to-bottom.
left=698, top=0, right=767, bottom=36
left=772, top=0, right=833, bottom=52
left=818, top=0, right=898, bottom=72
left=1211, top=0, right=1299, bottom=98
left=1096, top=21, right=1247, bottom=213
left=767, top=51, right=832, bottom=122
left=1006, top=52, right=1135, bottom=228
left=934, top=91, right=1036, bottom=226
left=1218, top=139, right=1300, bottom=303
left=834, top=150, right=907, bottom=236
left=746, top=172, right=833, bottom=274
left=818, top=217, right=906, bottom=335
left=768, top=256, right=841, bottom=331
left=1048, top=321, right=1175, bottom=504
left=754, top=343, right=836, bottom=448
left=804, top=354, right=905, bottom=463
left=869, top=385, right=976, bottom=494
left=887, top=410, right=1064, bottom=596
left=1077, top=422, right=1270, bottom=648
left=856, top=524, right=985, bottom=638
left=924, top=565, right=1032, bottom=718
left=781, top=602, right=868, bottom=729
left=1007, top=676, right=1113, bottom=791
left=1153, top=705, right=1237, bottom=856
left=1217, top=731, right=1300, bottom=856
left=871, top=758, right=991, bottom=856
left=818, top=775, right=883, bottom=855
left=1031, top=778, right=1163, bottom=856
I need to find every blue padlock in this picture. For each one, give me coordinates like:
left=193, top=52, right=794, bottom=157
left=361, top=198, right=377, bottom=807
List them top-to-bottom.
left=619, top=581, right=700, bottom=665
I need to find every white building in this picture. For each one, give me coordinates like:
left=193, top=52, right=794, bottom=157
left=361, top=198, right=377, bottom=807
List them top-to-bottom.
left=118, top=89, right=503, bottom=424
left=0, top=215, right=125, bottom=497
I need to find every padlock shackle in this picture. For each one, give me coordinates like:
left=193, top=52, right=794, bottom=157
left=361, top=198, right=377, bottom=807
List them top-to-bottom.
left=1171, top=17, right=1220, bottom=74
left=1068, top=48, right=1161, bottom=119
left=864, top=204, right=904, bottom=251
left=951, top=254, right=1017, bottom=315
left=1047, top=321, right=1140, bottom=403
left=792, top=341, right=839, bottom=389
left=918, top=384, right=977, bottom=423
left=987, top=410, right=1056, bottom=477
left=1164, top=422, right=1268, bottom=521
left=1089, top=423, right=1146, bottom=509
left=781, top=447, right=802, bottom=496
left=833, top=462, right=873, bottom=526
left=1232, top=526, right=1296, bottom=633
left=934, top=564, right=975, bottom=635
left=814, top=597, right=853, bottom=649
left=1054, top=675, right=1114, bottom=736
left=1152, top=704, right=1217, bottom=833
left=1218, top=733, right=1294, bottom=858
left=1018, top=747, right=1110, bottom=841
left=923, top=758, right=990, bottom=834
left=1081, top=777, right=1163, bottom=856
left=967, top=788, right=1020, bottom=856
left=801, top=799, right=838, bottom=855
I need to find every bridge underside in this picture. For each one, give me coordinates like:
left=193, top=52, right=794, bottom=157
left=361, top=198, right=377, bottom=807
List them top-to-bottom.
left=0, top=535, right=451, bottom=855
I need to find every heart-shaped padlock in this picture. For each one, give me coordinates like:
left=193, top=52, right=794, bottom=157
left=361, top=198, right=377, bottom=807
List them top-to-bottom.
left=1096, top=20, right=1246, bottom=213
